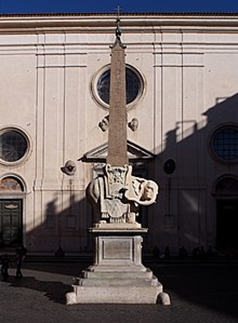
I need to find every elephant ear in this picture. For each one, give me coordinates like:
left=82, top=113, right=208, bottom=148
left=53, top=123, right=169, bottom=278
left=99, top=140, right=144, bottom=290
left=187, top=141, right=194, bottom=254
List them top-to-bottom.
left=86, top=177, right=100, bottom=205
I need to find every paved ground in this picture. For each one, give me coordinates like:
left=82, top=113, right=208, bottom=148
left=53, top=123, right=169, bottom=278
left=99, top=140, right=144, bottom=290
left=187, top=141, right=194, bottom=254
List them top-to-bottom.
left=0, top=259, right=238, bottom=323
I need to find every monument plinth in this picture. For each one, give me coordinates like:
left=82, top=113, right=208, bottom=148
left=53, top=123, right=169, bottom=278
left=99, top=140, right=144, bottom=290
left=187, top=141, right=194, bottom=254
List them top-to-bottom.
left=66, top=13, right=170, bottom=305
left=66, top=226, right=164, bottom=304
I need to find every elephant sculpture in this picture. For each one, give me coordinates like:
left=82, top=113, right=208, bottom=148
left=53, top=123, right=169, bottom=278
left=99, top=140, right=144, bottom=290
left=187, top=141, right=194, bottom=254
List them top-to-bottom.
left=86, top=164, right=159, bottom=224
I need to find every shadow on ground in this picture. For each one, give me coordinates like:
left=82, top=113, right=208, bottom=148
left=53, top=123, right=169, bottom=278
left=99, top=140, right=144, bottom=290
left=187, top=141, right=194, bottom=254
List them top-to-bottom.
left=1, top=261, right=238, bottom=321
left=152, top=262, right=238, bottom=319
left=2, top=275, right=71, bottom=304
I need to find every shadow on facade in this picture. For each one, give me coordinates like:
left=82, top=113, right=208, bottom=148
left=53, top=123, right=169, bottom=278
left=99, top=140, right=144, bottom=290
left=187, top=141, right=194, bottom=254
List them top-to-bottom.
left=21, top=92, right=238, bottom=259
left=153, top=93, right=238, bottom=258
left=2, top=94, right=238, bottom=315
left=26, top=194, right=93, bottom=254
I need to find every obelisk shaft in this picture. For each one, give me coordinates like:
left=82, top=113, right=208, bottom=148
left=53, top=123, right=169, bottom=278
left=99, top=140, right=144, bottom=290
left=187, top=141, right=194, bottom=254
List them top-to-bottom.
left=107, top=40, right=128, bottom=166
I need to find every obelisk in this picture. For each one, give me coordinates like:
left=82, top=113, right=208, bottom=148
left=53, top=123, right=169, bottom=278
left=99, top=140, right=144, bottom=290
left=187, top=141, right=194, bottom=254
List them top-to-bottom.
left=107, top=33, right=128, bottom=166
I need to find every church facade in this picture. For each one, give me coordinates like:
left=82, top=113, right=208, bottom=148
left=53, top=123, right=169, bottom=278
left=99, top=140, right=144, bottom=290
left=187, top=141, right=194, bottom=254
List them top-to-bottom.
left=0, top=13, right=238, bottom=256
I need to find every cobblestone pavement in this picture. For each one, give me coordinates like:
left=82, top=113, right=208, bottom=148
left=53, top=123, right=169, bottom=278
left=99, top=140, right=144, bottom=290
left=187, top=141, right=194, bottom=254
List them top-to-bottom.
left=0, top=260, right=238, bottom=323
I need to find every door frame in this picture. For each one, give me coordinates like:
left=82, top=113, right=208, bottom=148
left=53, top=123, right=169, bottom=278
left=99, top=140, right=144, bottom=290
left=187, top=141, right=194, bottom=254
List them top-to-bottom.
left=0, top=175, right=26, bottom=249
left=213, top=175, right=238, bottom=252
left=0, top=198, right=23, bottom=247
left=216, top=198, right=238, bottom=251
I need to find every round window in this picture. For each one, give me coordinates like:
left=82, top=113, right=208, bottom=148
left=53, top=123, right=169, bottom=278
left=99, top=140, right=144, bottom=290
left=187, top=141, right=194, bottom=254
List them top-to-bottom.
left=94, top=65, right=144, bottom=109
left=211, top=125, right=238, bottom=162
left=0, top=129, right=29, bottom=163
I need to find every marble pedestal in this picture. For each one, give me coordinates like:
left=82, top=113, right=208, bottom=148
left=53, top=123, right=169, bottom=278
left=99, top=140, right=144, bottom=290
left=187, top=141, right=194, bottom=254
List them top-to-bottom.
left=66, top=224, right=167, bottom=304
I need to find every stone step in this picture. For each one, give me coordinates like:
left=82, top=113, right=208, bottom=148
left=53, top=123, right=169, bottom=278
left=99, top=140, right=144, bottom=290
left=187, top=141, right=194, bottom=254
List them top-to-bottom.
left=86, top=263, right=148, bottom=272
left=80, top=267, right=154, bottom=279
left=76, top=275, right=160, bottom=287
left=67, top=284, right=163, bottom=304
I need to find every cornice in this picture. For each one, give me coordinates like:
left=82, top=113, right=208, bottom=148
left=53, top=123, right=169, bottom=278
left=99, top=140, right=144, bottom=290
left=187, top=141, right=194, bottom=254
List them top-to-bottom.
left=1, top=12, right=238, bottom=17
left=1, top=13, right=238, bottom=31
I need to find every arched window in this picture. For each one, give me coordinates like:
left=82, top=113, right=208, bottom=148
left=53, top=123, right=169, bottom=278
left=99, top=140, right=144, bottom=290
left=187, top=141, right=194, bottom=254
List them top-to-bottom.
left=0, top=177, right=24, bottom=192
left=215, top=177, right=238, bottom=196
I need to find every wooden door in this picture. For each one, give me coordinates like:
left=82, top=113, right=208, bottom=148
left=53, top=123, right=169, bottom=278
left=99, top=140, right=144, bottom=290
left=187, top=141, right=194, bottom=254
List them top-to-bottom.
left=0, top=199, right=23, bottom=247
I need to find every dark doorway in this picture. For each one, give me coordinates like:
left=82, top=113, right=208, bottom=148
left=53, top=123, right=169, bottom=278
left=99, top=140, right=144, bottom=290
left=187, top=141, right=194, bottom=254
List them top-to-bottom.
left=0, top=199, right=23, bottom=247
left=216, top=199, right=238, bottom=251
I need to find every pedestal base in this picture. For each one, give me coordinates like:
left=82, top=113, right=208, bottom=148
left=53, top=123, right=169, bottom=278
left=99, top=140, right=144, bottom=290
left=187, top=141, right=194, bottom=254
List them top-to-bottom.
left=66, top=226, right=170, bottom=305
left=66, top=284, right=163, bottom=304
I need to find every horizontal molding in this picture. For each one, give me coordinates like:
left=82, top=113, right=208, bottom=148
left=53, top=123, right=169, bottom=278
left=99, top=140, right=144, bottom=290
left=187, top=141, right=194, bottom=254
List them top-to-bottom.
left=2, top=14, right=238, bottom=30
left=36, top=65, right=87, bottom=68
left=154, top=65, right=204, bottom=67
left=33, top=185, right=84, bottom=191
